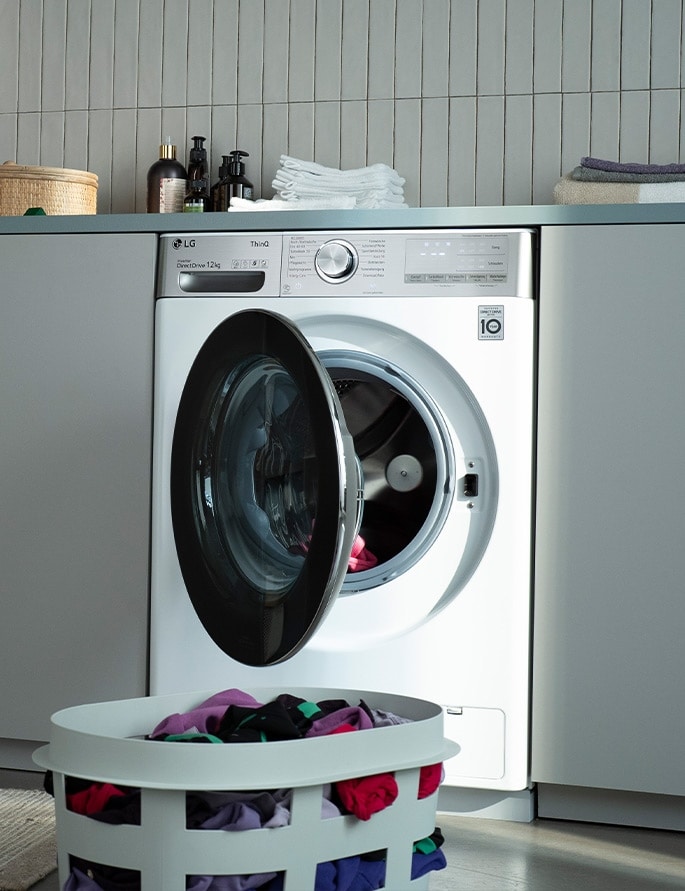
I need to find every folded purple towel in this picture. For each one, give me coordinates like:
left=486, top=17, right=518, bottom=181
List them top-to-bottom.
left=581, top=156, right=685, bottom=175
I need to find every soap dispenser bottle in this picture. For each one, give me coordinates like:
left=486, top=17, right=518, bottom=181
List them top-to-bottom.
left=187, top=136, right=209, bottom=183
left=146, top=139, right=187, bottom=213
left=225, top=150, right=254, bottom=204
left=211, top=155, right=230, bottom=212
left=183, top=178, right=211, bottom=212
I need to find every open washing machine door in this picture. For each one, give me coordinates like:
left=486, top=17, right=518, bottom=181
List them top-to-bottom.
left=170, top=309, right=362, bottom=667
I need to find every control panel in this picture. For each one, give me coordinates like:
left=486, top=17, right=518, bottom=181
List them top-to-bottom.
left=158, top=229, right=534, bottom=299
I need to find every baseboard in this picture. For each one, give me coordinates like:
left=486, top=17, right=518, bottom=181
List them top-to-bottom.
left=538, top=783, right=685, bottom=831
left=437, top=786, right=535, bottom=822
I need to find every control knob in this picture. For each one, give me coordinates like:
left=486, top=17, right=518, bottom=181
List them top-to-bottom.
left=315, top=239, right=359, bottom=282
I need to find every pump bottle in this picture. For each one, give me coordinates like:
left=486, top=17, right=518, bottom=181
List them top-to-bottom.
left=187, top=136, right=209, bottom=183
left=146, top=140, right=187, bottom=213
left=225, top=150, right=254, bottom=204
left=211, top=156, right=231, bottom=212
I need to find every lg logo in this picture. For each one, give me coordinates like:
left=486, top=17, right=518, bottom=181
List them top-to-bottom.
left=172, top=238, right=196, bottom=250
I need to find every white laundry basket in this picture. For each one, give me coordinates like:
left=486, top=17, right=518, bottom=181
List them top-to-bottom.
left=34, top=687, right=457, bottom=891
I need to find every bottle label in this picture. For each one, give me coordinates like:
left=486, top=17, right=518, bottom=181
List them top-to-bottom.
left=159, top=178, right=186, bottom=213
left=183, top=200, right=205, bottom=213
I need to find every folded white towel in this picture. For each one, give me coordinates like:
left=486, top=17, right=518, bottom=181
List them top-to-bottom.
left=279, top=155, right=404, bottom=183
left=554, top=173, right=685, bottom=205
left=274, top=185, right=406, bottom=202
left=228, top=196, right=357, bottom=211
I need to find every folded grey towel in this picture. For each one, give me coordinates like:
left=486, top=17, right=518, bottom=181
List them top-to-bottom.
left=581, top=156, right=685, bottom=175
left=572, top=165, right=685, bottom=183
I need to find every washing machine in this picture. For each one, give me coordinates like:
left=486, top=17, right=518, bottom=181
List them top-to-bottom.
left=150, top=226, right=536, bottom=815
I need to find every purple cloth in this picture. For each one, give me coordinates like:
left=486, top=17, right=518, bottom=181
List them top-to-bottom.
left=581, top=156, right=685, bottom=175
left=149, top=689, right=262, bottom=738
left=306, top=706, right=374, bottom=737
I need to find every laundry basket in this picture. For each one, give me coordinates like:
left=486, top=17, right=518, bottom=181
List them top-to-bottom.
left=0, top=161, right=98, bottom=215
left=34, top=687, right=457, bottom=891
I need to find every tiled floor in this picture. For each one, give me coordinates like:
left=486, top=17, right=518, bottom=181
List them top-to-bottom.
left=5, top=770, right=685, bottom=890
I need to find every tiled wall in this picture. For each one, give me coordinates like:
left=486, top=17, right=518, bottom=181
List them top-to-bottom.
left=1, top=0, right=684, bottom=213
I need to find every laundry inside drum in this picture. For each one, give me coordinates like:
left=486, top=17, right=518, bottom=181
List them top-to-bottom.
left=329, top=371, right=439, bottom=569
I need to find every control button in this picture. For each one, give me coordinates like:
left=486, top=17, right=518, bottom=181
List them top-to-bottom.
left=315, top=239, right=358, bottom=282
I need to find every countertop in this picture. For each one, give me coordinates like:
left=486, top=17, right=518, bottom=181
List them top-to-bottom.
left=3, top=203, right=685, bottom=235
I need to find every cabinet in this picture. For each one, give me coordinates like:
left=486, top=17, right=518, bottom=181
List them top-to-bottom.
left=532, top=224, right=685, bottom=828
left=0, top=233, right=156, bottom=769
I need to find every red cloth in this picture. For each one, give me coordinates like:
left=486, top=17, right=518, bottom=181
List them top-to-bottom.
left=348, top=534, right=378, bottom=572
left=329, top=723, right=398, bottom=820
left=418, top=763, right=443, bottom=799
left=67, top=782, right=126, bottom=815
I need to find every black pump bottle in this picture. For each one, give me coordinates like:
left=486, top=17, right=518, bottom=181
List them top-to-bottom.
left=187, top=136, right=209, bottom=183
left=225, top=150, right=254, bottom=203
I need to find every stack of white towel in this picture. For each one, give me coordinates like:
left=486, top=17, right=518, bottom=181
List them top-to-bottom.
left=271, top=155, right=407, bottom=209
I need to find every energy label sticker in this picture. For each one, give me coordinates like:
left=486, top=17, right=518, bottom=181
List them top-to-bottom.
left=478, top=305, right=504, bottom=340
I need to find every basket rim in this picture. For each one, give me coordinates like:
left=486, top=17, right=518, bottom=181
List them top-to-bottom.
left=0, top=162, right=98, bottom=185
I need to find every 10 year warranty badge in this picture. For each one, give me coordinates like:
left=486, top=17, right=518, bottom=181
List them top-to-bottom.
left=478, top=305, right=504, bottom=340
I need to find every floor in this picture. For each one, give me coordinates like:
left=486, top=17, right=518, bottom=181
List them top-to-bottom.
left=5, top=770, right=685, bottom=890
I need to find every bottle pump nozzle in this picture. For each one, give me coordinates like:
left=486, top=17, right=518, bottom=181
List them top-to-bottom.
left=228, top=150, right=249, bottom=175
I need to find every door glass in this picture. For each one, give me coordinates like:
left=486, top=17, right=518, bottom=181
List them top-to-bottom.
left=198, top=355, right=316, bottom=601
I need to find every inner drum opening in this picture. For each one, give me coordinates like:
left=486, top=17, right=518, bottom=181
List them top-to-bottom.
left=327, top=368, right=439, bottom=567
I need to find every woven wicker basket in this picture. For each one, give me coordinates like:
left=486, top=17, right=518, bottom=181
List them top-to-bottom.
left=0, top=161, right=98, bottom=215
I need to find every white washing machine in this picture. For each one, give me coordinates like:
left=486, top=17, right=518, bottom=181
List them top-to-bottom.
left=150, top=227, right=536, bottom=818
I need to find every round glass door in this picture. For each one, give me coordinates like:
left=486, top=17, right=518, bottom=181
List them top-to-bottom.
left=170, top=309, right=361, bottom=666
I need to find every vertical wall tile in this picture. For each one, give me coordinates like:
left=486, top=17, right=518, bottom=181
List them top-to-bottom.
left=113, top=0, right=139, bottom=108
left=136, top=0, right=163, bottom=108
left=161, top=0, right=189, bottom=107
left=186, top=0, right=213, bottom=107
left=211, top=0, right=239, bottom=105
left=236, top=0, right=264, bottom=104
left=288, top=0, right=316, bottom=102
left=315, top=0, right=342, bottom=101
left=340, top=0, right=369, bottom=100
left=367, top=0, right=396, bottom=100
left=395, top=0, right=423, bottom=99
left=422, top=0, right=449, bottom=99
left=449, top=0, right=477, bottom=97
left=477, top=0, right=506, bottom=96
left=505, top=0, right=534, bottom=96
left=533, top=0, right=562, bottom=93
left=561, top=0, right=591, bottom=93
left=591, top=0, right=622, bottom=92
left=621, top=0, right=652, bottom=90
left=650, top=0, right=682, bottom=90
left=41, top=1, right=67, bottom=112
left=89, top=1, right=115, bottom=109
left=263, top=1, right=290, bottom=104
left=18, top=2, right=43, bottom=113
left=0, top=4, right=19, bottom=114
left=649, top=89, right=681, bottom=163
left=589, top=91, right=620, bottom=160
left=619, top=91, right=650, bottom=162
left=532, top=92, right=562, bottom=204
left=560, top=92, right=590, bottom=173
left=504, top=94, right=533, bottom=205
left=475, top=95, right=505, bottom=205
left=448, top=96, right=476, bottom=206
left=393, top=98, right=421, bottom=206
left=420, top=98, right=449, bottom=208
left=364, top=99, right=391, bottom=167
left=340, top=100, right=369, bottom=168
left=313, top=101, right=341, bottom=167
left=287, top=102, right=314, bottom=161
left=235, top=103, right=263, bottom=194
left=261, top=103, right=288, bottom=195
left=211, top=105, right=237, bottom=167
left=161, top=106, right=188, bottom=158
left=111, top=107, right=137, bottom=213
left=135, top=107, right=162, bottom=212
left=186, top=107, right=213, bottom=158
left=88, top=108, right=114, bottom=210
left=64, top=110, right=90, bottom=172
left=39, top=112, right=65, bottom=167
left=16, top=113, right=40, bottom=165
left=0, top=114, right=18, bottom=163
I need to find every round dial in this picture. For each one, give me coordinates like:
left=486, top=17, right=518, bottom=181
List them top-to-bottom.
left=315, top=239, right=359, bottom=282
